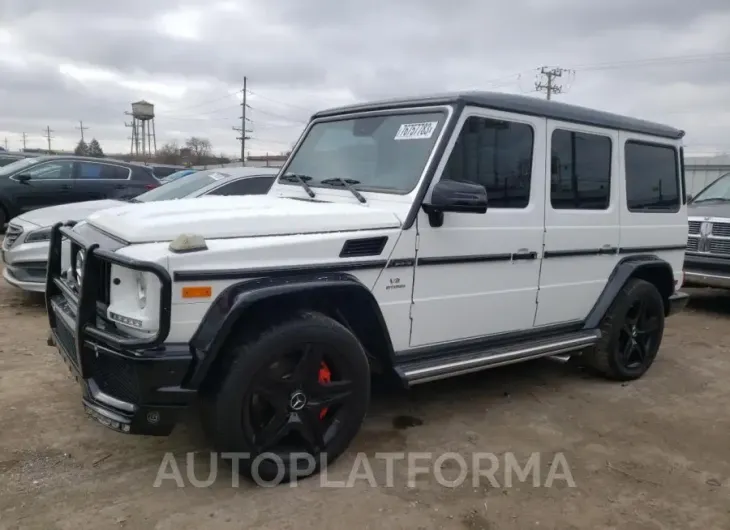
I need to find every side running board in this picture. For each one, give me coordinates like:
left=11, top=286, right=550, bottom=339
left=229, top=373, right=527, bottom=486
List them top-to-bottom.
left=396, top=330, right=601, bottom=386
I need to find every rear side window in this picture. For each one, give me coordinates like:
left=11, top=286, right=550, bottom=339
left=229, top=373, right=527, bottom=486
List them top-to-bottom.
left=550, top=129, right=612, bottom=210
left=625, top=141, right=680, bottom=212
left=78, top=163, right=130, bottom=180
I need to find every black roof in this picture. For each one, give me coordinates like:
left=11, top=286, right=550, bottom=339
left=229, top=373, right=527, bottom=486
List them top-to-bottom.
left=312, top=91, right=684, bottom=140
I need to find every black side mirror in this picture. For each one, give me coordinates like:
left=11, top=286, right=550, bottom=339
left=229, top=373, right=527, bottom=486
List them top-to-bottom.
left=16, top=173, right=31, bottom=183
left=422, top=179, right=487, bottom=227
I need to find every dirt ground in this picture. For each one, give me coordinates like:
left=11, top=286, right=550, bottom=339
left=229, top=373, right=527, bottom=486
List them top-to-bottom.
left=0, top=280, right=729, bottom=530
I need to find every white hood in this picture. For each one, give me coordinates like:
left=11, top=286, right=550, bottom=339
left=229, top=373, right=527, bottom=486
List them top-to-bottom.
left=86, top=195, right=402, bottom=243
left=17, top=200, right=126, bottom=228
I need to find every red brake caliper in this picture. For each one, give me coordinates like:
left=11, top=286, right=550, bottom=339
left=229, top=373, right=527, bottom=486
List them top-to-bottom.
left=318, top=362, right=331, bottom=420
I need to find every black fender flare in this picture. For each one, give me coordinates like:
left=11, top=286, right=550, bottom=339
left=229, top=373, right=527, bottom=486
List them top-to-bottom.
left=583, top=254, right=675, bottom=330
left=186, top=272, right=396, bottom=389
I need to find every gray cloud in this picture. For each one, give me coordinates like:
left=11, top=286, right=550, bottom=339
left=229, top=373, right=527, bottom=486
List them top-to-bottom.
left=1, top=0, right=729, bottom=155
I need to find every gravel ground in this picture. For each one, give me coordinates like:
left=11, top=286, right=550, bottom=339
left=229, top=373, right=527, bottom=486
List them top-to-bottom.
left=0, top=280, right=729, bottom=530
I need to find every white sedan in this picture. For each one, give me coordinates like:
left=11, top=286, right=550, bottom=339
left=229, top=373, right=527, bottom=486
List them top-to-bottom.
left=2, top=166, right=277, bottom=292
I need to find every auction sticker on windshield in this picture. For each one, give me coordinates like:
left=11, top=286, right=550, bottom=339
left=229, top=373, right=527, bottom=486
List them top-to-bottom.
left=394, top=122, right=438, bottom=140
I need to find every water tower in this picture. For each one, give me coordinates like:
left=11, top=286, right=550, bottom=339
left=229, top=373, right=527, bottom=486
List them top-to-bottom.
left=126, top=100, right=157, bottom=157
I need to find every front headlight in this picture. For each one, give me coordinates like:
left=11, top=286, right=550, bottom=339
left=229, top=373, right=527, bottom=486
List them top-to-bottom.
left=25, top=227, right=52, bottom=243
left=75, top=249, right=85, bottom=284
left=136, top=271, right=147, bottom=309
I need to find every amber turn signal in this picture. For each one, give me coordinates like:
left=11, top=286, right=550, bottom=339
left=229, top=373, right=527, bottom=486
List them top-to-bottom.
left=182, top=286, right=212, bottom=298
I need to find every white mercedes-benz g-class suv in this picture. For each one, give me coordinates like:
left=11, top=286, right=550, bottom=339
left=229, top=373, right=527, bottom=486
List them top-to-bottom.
left=46, top=91, right=689, bottom=484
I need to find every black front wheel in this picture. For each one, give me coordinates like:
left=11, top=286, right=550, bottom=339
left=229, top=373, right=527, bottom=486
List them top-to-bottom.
left=583, top=278, right=666, bottom=381
left=202, top=311, right=371, bottom=484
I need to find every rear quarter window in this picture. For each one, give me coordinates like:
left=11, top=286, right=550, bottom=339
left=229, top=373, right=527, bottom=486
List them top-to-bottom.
left=624, top=140, right=680, bottom=213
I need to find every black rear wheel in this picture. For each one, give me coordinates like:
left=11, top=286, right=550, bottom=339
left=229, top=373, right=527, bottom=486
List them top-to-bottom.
left=581, top=278, right=665, bottom=381
left=203, top=311, right=371, bottom=484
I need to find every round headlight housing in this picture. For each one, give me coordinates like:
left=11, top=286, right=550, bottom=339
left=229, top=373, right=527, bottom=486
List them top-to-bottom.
left=74, top=249, right=85, bottom=284
left=136, top=272, right=147, bottom=309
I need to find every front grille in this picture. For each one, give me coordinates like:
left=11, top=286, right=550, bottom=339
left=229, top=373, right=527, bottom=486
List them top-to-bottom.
left=688, top=221, right=701, bottom=235
left=712, top=222, right=730, bottom=237
left=3, top=224, right=23, bottom=249
left=687, top=237, right=699, bottom=252
left=709, top=239, right=730, bottom=256
left=69, top=241, right=110, bottom=305
left=55, top=314, right=79, bottom=371
left=93, top=353, right=140, bottom=403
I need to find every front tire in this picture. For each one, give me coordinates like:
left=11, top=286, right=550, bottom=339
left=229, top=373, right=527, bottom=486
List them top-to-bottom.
left=582, top=278, right=665, bottom=381
left=202, top=311, right=371, bottom=485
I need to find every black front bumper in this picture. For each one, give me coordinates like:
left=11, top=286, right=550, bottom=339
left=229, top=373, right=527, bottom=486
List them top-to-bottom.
left=45, top=223, right=195, bottom=436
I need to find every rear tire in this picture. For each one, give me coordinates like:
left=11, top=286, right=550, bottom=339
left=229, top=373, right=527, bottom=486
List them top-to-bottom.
left=580, top=278, right=665, bottom=381
left=201, top=311, right=371, bottom=485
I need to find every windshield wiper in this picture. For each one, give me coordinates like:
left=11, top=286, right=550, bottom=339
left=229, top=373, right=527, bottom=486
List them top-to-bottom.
left=280, top=173, right=316, bottom=198
left=320, top=178, right=367, bottom=204
left=692, top=197, right=730, bottom=204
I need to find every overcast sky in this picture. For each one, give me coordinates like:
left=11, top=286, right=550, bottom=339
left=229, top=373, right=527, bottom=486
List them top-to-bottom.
left=1, top=0, right=729, bottom=158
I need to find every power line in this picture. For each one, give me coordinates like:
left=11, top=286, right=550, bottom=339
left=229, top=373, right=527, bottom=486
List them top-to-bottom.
left=570, top=52, right=730, bottom=72
left=160, top=89, right=244, bottom=114
left=245, top=89, right=315, bottom=113
left=248, top=105, right=309, bottom=124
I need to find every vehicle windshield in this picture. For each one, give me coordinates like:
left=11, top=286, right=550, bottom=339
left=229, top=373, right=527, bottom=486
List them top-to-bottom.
left=280, top=111, right=447, bottom=194
left=0, top=157, right=39, bottom=176
left=135, top=169, right=231, bottom=202
left=692, top=173, right=730, bottom=203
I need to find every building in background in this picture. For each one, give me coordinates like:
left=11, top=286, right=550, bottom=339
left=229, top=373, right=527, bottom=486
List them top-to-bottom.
left=685, top=155, right=730, bottom=197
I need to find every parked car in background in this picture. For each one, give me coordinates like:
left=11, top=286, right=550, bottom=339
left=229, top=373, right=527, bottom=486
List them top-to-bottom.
left=0, top=152, right=38, bottom=167
left=0, top=155, right=160, bottom=227
left=146, top=163, right=188, bottom=178
left=2, top=166, right=277, bottom=292
left=159, top=168, right=197, bottom=184
left=684, top=172, right=730, bottom=289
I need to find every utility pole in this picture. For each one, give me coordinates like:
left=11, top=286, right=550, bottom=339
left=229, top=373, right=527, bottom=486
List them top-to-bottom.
left=535, top=67, right=566, bottom=100
left=232, top=76, right=252, bottom=166
left=76, top=120, right=89, bottom=142
left=43, top=126, right=54, bottom=153
left=21, top=132, right=27, bottom=151
left=3, top=138, right=7, bottom=151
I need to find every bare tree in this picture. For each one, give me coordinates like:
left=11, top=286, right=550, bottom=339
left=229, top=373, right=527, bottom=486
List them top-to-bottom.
left=184, top=137, right=213, bottom=164
left=156, top=141, right=182, bottom=165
